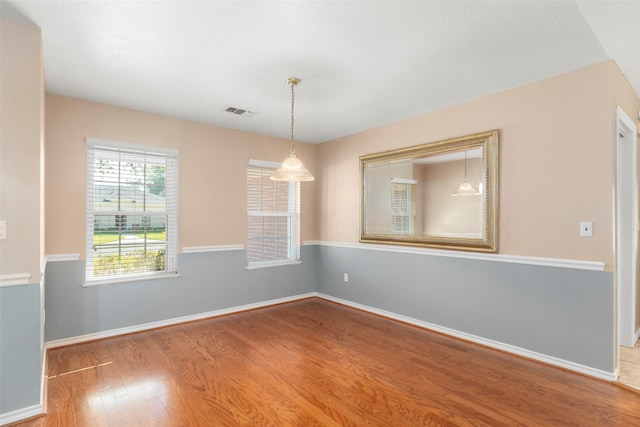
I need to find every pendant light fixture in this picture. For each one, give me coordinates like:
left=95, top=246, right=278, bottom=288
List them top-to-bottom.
left=271, top=77, right=315, bottom=182
left=452, top=150, right=479, bottom=196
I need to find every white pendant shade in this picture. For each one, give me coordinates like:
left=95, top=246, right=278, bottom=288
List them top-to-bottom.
left=451, top=149, right=478, bottom=196
left=271, top=152, right=315, bottom=181
left=452, top=180, right=479, bottom=196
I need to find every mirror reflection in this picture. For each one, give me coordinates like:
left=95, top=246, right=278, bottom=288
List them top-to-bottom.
left=361, top=130, right=498, bottom=252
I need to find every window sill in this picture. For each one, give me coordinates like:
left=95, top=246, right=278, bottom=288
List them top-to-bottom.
left=246, top=260, right=302, bottom=270
left=84, top=271, right=181, bottom=287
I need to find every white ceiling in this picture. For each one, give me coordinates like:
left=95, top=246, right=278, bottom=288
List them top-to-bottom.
left=2, top=1, right=639, bottom=144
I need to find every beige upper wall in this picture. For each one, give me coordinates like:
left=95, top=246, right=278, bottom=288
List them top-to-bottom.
left=0, top=18, right=44, bottom=281
left=43, top=60, right=640, bottom=272
left=318, top=61, right=639, bottom=271
left=45, top=95, right=318, bottom=256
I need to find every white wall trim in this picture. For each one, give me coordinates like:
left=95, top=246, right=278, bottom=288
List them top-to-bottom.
left=45, top=241, right=604, bottom=272
left=305, top=241, right=605, bottom=272
left=182, top=244, right=244, bottom=254
left=45, top=253, right=80, bottom=263
left=42, top=254, right=81, bottom=274
left=0, top=273, right=33, bottom=287
left=46, top=292, right=316, bottom=349
left=317, top=294, right=616, bottom=381
left=0, top=403, right=44, bottom=426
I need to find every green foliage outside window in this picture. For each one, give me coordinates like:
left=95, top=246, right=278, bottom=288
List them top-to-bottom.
left=94, top=249, right=165, bottom=276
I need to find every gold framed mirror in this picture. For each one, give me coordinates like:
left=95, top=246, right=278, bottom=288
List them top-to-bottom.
left=360, top=130, right=499, bottom=252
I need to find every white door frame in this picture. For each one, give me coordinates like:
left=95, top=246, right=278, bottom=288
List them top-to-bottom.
left=616, top=106, right=638, bottom=348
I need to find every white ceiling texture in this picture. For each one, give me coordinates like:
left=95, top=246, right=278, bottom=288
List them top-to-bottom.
left=2, top=1, right=639, bottom=144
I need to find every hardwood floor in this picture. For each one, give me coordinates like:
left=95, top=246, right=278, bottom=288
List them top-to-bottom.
left=13, top=298, right=640, bottom=426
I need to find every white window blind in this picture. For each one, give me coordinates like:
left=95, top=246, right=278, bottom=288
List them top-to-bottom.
left=86, top=138, right=178, bottom=283
left=247, top=159, right=300, bottom=267
left=391, top=180, right=415, bottom=235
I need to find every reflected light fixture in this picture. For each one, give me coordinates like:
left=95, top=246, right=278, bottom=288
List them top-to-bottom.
left=271, top=77, right=315, bottom=182
left=452, top=150, right=479, bottom=196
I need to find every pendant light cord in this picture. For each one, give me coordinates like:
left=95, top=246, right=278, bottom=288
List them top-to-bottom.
left=271, top=77, right=314, bottom=182
left=289, top=78, right=298, bottom=155
left=464, top=150, right=468, bottom=181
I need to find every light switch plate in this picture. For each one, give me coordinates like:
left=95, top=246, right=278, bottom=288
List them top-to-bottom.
left=0, top=220, right=5, bottom=240
left=580, top=221, right=592, bottom=237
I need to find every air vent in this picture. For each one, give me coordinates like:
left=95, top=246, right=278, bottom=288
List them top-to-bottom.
left=225, top=106, right=255, bottom=117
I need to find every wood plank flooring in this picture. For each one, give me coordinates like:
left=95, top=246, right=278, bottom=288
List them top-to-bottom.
left=12, top=298, right=640, bottom=426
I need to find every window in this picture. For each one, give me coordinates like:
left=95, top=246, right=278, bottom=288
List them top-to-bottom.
left=86, top=138, right=178, bottom=284
left=247, top=159, right=300, bottom=268
left=391, top=178, right=416, bottom=235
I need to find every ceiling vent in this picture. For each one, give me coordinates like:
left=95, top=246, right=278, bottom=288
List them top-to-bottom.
left=225, top=106, right=255, bottom=117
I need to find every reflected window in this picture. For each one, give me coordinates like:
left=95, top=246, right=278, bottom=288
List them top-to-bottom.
left=391, top=178, right=416, bottom=235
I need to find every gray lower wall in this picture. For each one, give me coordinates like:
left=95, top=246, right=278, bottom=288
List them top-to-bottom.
left=44, top=244, right=614, bottom=375
left=316, top=245, right=614, bottom=373
left=45, top=247, right=317, bottom=342
left=0, top=283, right=43, bottom=414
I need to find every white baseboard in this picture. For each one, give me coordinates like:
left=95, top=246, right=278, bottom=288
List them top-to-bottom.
left=45, top=292, right=616, bottom=382
left=46, top=292, right=316, bottom=349
left=316, top=293, right=616, bottom=382
left=0, top=403, right=43, bottom=426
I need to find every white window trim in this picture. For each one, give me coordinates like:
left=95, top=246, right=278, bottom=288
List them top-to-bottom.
left=85, top=137, right=179, bottom=285
left=87, top=137, right=179, bottom=156
left=248, top=159, right=280, bottom=169
left=390, top=177, right=417, bottom=185
left=245, top=260, right=302, bottom=271
left=83, top=271, right=181, bottom=287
